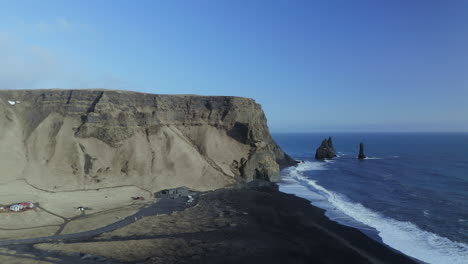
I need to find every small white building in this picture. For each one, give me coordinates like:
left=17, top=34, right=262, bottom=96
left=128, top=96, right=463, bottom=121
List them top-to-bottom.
left=9, top=204, right=24, bottom=212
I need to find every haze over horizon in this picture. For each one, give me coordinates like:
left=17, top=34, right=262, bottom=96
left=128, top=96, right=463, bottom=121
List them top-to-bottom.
left=0, top=0, right=467, bottom=132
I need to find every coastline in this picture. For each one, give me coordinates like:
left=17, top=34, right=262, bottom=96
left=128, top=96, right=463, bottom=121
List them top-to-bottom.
left=273, top=133, right=468, bottom=264
left=278, top=178, right=421, bottom=263
left=7, top=181, right=418, bottom=263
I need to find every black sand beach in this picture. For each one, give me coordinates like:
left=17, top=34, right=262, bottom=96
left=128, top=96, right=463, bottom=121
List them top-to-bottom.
left=7, top=181, right=418, bottom=264
left=143, top=181, right=418, bottom=264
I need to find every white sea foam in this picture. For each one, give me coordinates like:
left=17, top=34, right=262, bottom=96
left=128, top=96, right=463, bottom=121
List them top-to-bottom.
left=364, top=157, right=383, bottom=160
left=295, top=160, right=328, bottom=171
left=280, top=161, right=468, bottom=264
left=423, top=210, right=430, bottom=218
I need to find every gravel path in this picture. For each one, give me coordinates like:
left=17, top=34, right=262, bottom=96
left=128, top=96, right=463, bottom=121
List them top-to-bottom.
left=0, top=195, right=193, bottom=247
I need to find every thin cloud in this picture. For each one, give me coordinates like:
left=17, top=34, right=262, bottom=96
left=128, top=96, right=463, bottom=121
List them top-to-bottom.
left=35, top=18, right=73, bottom=33
left=57, top=18, right=72, bottom=31
left=37, top=21, right=53, bottom=33
left=0, top=32, right=131, bottom=90
left=0, top=33, right=60, bottom=89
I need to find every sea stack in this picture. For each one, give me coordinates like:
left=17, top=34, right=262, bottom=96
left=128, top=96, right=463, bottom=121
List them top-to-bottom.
left=315, top=136, right=337, bottom=160
left=358, top=143, right=366, bottom=159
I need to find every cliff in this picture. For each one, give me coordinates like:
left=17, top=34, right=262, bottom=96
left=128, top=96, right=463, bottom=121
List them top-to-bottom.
left=0, top=89, right=295, bottom=192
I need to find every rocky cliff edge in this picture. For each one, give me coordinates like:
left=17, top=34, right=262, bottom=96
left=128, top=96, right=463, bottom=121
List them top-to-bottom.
left=0, top=89, right=295, bottom=192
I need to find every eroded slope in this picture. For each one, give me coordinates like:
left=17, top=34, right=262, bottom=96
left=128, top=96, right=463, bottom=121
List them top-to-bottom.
left=0, top=89, right=295, bottom=192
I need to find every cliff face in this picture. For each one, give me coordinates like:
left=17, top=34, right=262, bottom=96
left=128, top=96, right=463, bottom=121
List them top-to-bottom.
left=0, top=89, right=295, bottom=192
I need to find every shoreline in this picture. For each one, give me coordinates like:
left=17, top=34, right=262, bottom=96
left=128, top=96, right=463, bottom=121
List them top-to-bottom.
left=277, top=156, right=468, bottom=264
left=279, top=174, right=386, bottom=241
left=278, top=178, right=422, bottom=263
left=0, top=181, right=419, bottom=263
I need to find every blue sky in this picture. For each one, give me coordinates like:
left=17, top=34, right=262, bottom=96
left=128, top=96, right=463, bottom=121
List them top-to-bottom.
left=0, top=0, right=467, bottom=132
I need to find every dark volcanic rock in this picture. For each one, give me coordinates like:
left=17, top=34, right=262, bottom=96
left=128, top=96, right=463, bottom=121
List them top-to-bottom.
left=315, top=136, right=337, bottom=160
left=358, top=142, right=366, bottom=159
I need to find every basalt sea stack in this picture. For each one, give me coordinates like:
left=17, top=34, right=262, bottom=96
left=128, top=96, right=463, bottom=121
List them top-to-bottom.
left=0, top=89, right=296, bottom=192
left=315, top=136, right=337, bottom=160
left=358, top=142, right=366, bottom=159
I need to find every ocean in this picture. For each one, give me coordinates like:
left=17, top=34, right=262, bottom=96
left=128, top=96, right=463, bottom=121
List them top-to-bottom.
left=274, top=133, right=468, bottom=264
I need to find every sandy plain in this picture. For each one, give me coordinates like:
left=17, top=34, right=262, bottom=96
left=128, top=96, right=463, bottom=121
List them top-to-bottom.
left=0, top=179, right=151, bottom=239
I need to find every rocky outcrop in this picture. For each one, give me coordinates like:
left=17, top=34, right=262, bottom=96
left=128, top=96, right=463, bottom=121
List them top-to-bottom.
left=0, top=89, right=295, bottom=192
left=315, top=136, right=337, bottom=160
left=358, top=143, right=366, bottom=159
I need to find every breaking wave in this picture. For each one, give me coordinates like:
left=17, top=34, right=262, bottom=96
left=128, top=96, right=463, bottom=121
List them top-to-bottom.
left=280, top=161, right=468, bottom=264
